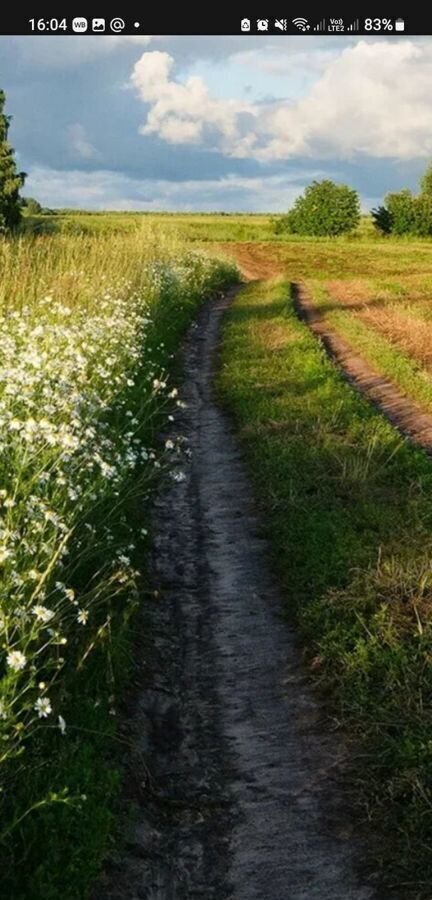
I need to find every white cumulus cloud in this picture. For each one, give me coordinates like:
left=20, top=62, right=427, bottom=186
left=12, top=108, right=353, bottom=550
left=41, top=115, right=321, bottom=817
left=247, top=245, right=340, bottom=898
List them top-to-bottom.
left=130, top=40, right=432, bottom=162
left=130, top=51, right=258, bottom=153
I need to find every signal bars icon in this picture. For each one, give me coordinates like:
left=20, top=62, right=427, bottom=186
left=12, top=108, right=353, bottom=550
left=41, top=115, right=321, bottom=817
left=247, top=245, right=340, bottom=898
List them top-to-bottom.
left=314, top=18, right=326, bottom=31
left=347, top=19, right=360, bottom=31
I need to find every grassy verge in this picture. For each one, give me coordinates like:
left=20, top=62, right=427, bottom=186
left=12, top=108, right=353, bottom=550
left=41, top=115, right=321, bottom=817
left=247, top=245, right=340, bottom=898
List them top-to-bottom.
left=0, top=229, right=238, bottom=899
left=219, top=278, right=432, bottom=898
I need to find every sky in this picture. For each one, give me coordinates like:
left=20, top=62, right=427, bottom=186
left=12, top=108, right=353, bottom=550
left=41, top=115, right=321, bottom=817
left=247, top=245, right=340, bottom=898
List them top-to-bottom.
left=0, top=34, right=431, bottom=212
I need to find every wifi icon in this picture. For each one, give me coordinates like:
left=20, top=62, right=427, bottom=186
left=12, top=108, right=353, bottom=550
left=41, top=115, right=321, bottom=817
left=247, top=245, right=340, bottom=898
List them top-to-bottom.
left=292, top=17, right=310, bottom=31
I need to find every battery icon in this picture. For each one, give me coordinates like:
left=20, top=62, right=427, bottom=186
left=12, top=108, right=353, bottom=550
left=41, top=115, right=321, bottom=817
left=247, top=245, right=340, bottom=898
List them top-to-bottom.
left=395, top=18, right=405, bottom=31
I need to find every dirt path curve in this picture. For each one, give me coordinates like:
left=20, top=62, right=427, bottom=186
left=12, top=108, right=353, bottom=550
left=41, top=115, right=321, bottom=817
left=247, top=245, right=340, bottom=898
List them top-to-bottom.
left=293, top=282, right=432, bottom=452
left=96, top=288, right=382, bottom=900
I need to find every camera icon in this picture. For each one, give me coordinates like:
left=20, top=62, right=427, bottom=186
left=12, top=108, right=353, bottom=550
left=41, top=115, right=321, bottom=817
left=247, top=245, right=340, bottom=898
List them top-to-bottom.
left=241, top=18, right=251, bottom=31
left=257, top=19, right=269, bottom=31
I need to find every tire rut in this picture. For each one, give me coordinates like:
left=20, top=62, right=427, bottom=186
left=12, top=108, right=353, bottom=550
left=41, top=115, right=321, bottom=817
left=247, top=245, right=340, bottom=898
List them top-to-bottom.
left=293, top=281, right=432, bottom=453
left=95, top=287, right=383, bottom=900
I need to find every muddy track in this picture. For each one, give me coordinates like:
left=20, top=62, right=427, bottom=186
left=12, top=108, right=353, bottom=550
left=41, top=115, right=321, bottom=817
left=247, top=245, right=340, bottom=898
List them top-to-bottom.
left=293, top=281, right=432, bottom=452
left=95, top=287, right=382, bottom=900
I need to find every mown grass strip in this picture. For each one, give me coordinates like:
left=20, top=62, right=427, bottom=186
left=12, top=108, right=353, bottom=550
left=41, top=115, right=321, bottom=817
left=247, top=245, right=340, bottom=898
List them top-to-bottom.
left=219, top=278, right=432, bottom=898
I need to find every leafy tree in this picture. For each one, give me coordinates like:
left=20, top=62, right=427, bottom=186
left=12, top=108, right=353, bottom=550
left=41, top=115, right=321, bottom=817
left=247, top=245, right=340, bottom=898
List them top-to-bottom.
left=0, top=89, right=26, bottom=232
left=372, top=161, right=432, bottom=236
left=282, top=180, right=361, bottom=237
left=384, top=190, right=416, bottom=235
left=413, top=194, right=432, bottom=236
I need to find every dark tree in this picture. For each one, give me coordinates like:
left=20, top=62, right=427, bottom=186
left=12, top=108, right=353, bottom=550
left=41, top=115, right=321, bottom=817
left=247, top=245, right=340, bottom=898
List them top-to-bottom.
left=0, top=90, right=26, bottom=232
left=371, top=205, right=393, bottom=234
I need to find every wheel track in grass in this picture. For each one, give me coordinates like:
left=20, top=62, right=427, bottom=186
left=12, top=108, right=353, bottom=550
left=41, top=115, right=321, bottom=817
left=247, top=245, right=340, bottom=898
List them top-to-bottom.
left=293, top=281, right=432, bottom=454
left=95, top=285, right=384, bottom=900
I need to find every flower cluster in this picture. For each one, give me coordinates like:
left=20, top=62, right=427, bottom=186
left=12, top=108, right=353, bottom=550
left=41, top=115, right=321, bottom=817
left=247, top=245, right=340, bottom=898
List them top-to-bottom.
left=0, top=241, right=237, bottom=774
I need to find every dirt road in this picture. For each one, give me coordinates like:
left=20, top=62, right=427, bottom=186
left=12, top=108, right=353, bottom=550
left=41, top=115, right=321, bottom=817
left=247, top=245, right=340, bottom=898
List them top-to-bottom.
left=95, top=288, right=381, bottom=900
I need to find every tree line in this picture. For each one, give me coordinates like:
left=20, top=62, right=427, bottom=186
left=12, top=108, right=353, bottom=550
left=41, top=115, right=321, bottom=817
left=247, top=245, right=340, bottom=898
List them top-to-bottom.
left=274, top=165, right=432, bottom=237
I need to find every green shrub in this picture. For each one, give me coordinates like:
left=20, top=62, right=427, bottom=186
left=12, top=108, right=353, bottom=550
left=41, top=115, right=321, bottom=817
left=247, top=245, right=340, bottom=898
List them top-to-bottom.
left=372, top=162, right=432, bottom=237
left=279, top=180, right=361, bottom=237
left=375, top=190, right=432, bottom=237
left=385, top=190, right=417, bottom=235
left=413, top=194, right=432, bottom=236
left=22, top=197, right=43, bottom=215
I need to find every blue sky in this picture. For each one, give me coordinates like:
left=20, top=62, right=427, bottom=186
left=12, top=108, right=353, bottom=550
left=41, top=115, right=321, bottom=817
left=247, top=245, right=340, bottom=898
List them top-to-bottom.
left=0, top=34, right=431, bottom=211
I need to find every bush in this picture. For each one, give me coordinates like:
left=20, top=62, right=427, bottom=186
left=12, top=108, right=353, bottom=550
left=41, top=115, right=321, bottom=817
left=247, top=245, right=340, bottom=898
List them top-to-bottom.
left=372, top=162, right=432, bottom=237
left=280, top=180, right=361, bottom=237
left=374, top=190, right=432, bottom=237
left=385, top=190, right=417, bottom=235
left=413, top=194, right=432, bottom=236
left=22, top=197, right=43, bottom=215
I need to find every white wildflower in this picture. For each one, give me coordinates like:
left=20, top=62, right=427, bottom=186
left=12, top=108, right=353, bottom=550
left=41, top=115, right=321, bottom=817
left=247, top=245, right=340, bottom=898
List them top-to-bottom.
left=32, top=605, right=55, bottom=623
left=77, top=609, right=89, bottom=625
left=7, top=650, right=26, bottom=671
left=34, top=697, right=52, bottom=718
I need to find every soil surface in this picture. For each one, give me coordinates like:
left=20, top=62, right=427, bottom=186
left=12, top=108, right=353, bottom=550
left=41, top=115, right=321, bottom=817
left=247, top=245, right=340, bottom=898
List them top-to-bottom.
left=293, top=282, right=432, bottom=452
left=95, top=287, right=384, bottom=900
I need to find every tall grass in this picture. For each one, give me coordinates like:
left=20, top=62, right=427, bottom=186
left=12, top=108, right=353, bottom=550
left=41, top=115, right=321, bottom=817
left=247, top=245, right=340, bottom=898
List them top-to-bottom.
left=0, top=227, right=237, bottom=899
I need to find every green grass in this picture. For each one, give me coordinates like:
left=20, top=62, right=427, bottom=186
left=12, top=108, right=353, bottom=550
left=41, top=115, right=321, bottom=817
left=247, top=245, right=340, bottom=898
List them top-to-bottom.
left=24, top=211, right=380, bottom=243
left=25, top=212, right=277, bottom=242
left=217, top=236, right=432, bottom=279
left=219, top=278, right=432, bottom=899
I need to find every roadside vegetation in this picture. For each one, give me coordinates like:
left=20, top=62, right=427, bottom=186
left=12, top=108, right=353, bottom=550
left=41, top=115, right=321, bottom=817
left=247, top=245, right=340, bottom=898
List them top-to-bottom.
left=0, top=227, right=237, bottom=899
left=219, top=279, right=432, bottom=897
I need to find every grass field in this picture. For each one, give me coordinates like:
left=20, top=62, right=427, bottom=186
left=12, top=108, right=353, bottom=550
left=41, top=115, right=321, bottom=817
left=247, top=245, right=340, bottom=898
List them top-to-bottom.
left=26, top=210, right=378, bottom=242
